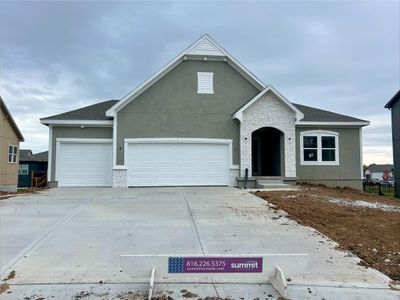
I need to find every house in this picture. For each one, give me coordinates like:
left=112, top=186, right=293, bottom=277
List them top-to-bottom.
left=40, top=34, right=369, bottom=189
left=385, top=90, right=400, bottom=197
left=0, top=97, right=24, bottom=192
left=18, top=150, right=48, bottom=188
left=364, top=164, right=394, bottom=181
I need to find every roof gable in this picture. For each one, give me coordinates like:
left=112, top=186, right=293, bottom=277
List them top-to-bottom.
left=105, top=34, right=266, bottom=117
left=233, top=85, right=304, bottom=122
left=385, top=90, right=400, bottom=109
left=0, top=97, right=24, bottom=142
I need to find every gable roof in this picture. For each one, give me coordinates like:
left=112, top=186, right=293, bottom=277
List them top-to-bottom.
left=105, top=34, right=266, bottom=117
left=233, top=85, right=305, bottom=122
left=385, top=90, right=400, bottom=109
left=0, top=97, right=24, bottom=142
left=40, top=100, right=116, bottom=125
left=293, top=103, right=369, bottom=124
left=19, top=150, right=48, bottom=162
left=367, top=164, right=394, bottom=173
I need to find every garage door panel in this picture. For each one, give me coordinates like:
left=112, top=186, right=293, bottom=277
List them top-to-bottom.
left=57, top=142, right=112, bottom=187
left=126, top=142, right=230, bottom=187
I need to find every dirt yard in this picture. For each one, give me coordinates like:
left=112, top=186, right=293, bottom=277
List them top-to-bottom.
left=253, top=184, right=400, bottom=282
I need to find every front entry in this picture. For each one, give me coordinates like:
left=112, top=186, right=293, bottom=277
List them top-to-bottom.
left=252, top=127, right=283, bottom=176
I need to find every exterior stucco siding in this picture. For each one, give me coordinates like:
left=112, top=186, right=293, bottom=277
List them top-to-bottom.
left=116, top=60, right=261, bottom=166
left=240, top=90, right=297, bottom=177
left=391, top=100, right=400, bottom=197
left=0, top=108, right=20, bottom=191
left=50, top=126, right=113, bottom=181
left=296, top=126, right=363, bottom=188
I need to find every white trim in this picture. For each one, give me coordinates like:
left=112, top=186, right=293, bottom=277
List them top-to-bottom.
left=106, top=34, right=266, bottom=117
left=233, top=85, right=304, bottom=122
left=113, top=113, right=118, bottom=167
left=40, top=119, right=113, bottom=126
left=296, top=121, right=370, bottom=126
left=48, top=125, right=53, bottom=181
left=359, top=127, right=363, bottom=179
left=300, top=130, right=339, bottom=166
left=56, top=138, right=112, bottom=143
left=124, top=138, right=235, bottom=169
left=7, top=144, right=18, bottom=164
left=18, top=163, right=29, bottom=175
left=113, top=165, right=127, bottom=170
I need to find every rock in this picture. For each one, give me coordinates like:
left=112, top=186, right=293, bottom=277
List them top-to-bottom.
left=372, top=248, right=378, bottom=254
left=384, top=259, right=391, bottom=263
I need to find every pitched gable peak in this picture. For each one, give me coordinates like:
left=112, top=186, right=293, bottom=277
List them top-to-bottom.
left=186, top=34, right=226, bottom=56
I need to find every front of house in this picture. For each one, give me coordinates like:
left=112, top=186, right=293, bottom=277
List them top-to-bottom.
left=41, top=35, right=368, bottom=189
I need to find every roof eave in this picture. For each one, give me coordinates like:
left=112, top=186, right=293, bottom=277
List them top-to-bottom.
left=1, top=97, right=24, bottom=142
left=40, top=119, right=113, bottom=126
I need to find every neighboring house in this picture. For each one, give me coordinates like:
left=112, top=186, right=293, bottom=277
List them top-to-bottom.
left=40, top=34, right=369, bottom=189
left=385, top=90, right=400, bottom=197
left=0, top=97, right=24, bottom=192
left=18, top=150, right=48, bottom=187
left=364, top=164, right=394, bottom=181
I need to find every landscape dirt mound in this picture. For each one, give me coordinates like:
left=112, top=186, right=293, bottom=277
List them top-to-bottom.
left=253, top=184, right=400, bottom=281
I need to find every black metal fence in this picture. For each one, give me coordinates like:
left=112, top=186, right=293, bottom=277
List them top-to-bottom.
left=363, top=180, right=394, bottom=195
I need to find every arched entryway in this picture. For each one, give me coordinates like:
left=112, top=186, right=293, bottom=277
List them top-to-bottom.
left=252, top=127, right=284, bottom=176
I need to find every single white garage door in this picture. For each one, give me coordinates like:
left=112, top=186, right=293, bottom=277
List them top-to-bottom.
left=56, top=140, right=112, bottom=187
left=125, top=140, right=230, bottom=186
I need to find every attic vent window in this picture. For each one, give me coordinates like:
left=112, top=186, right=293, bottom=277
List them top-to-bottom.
left=197, top=72, right=214, bottom=94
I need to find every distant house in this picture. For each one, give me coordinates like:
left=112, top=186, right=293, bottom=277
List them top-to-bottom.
left=385, top=90, right=400, bottom=197
left=0, top=97, right=24, bottom=192
left=18, top=150, right=48, bottom=188
left=364, top=164, right=394, bottom=181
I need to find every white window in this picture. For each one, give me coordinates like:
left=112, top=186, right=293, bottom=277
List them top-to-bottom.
left=197, top=72, right=214, bottom=94
left=300, top=130, right=339, bottom=165
left=8, top=145, right=18, bottom=163
left=19, top=164, right=29, bottom=175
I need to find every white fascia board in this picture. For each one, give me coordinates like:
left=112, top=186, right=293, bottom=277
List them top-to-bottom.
left=106, top=34, right=266, bottom=117
left=233, top=85, right=304, bottom=122
left=40, top=119, right=113, bottom=126
left=296, top=121, right=370, bottom=126
left=56, top=138, right=112, bottom=143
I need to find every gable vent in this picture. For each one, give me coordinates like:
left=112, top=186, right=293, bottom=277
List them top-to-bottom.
left=188, top=39, right=225, bottom=56
left=197, top=72, right=214, bottom=94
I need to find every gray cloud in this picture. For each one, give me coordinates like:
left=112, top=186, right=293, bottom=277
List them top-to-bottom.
left=0, top=1, right=398, bottom=164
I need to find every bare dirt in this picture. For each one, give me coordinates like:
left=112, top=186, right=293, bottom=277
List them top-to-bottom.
left=253, top=184, right=400, bottom=281
left=0, top=188, right=42, bottom=200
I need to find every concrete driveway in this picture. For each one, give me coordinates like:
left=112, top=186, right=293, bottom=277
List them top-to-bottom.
left=0, top=187, right=398, bottom=299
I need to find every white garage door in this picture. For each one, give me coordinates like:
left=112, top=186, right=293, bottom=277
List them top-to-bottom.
left=57, top=140, right=112, bottom=187
left=126, top=140, right=230, bottom=186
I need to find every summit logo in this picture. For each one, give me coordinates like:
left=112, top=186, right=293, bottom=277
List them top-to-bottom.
left=230, top=260, right=259, bottom=269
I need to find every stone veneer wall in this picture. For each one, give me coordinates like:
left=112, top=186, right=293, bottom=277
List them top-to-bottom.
left=240, top=91, right=297, bottom=178
left=112, top=168, right=127, bottom=187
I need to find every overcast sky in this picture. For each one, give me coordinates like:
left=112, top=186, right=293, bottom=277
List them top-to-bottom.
left=0, top=1, right=399, bottom=165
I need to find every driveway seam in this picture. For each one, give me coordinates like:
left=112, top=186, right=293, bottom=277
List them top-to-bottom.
left=179, top=188, right=207, bottom=254
left=0, top=190, right=107, bottom=277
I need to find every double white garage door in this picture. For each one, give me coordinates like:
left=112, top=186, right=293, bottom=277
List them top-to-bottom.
left=57, top=139, right=230, bottom=187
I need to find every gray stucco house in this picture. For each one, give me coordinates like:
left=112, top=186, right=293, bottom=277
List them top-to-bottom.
left=41, top=34, right=369, bottom=189
left=385, top=90, right=400, bottom=197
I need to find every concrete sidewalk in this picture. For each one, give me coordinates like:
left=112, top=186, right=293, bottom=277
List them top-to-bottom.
left=0, top=187, right=398, bottom=299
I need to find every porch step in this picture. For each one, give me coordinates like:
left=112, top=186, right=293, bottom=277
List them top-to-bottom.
left=256, top=180, right=294, bottom=190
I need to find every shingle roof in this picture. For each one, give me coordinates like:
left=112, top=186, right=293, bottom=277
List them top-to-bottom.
left=385, top=90, right=400, bottom=109
left=1, top=97, right=24, bottom=141
left=41, top=99, right=367, bottom=124
left=41, top=100, right=118, bottom=121
left=293, top=103, right=368, bottom=123
left=19, top=150, right=48, bottom=162
left=367, top=164, right=394, bottom=173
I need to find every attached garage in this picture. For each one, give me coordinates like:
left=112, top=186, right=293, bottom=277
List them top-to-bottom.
left=56, top=139, right=112, bottom=187
left=125, top=139, right=231, bottom=187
